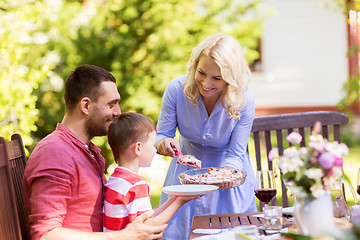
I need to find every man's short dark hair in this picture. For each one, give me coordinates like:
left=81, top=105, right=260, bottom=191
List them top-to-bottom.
left=64, top=65, right=116, bottom=111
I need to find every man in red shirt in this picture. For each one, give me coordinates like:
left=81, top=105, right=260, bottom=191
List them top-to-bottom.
left=23, top=65, right=167, bottom=240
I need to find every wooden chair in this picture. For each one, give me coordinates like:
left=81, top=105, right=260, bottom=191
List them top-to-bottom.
left=248, top=111, right=349, bottom=207
left=0, top=133, right=30, bottom=240
left=0, top=141, right=22, bottom=239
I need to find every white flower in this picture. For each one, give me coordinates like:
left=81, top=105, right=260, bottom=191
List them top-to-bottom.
left=287, top=132, right=302, bottom=144
left=309, top=134, right=324, bottom=143
left=308, top=141, right=324, bottom=152
left=325, top=141, right=349, bottom=157
left=339, top=143, right=349, bottom=156
left=268, top=147, right=279, bottom=161
left=283, top=147, right=298, bottom=158
left=298, top=147, right=308, bottom=159
left=299, top=147, right=308, bottom=155
left=278, top=153, right=304, bottom=174
left=332, top=166, right=343, bottom=178
left=304, top=168, right=323, bottom=180
left=323, top=176, right=335, bottom=190
left=310, top=183, right=326, bottom=198
left=288, top=184, right=307, bottom=198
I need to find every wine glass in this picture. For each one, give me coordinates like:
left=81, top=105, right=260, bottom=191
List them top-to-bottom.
left=254, top=170, right=277, bottom=207
left=331, top=177, right=350, bottom=218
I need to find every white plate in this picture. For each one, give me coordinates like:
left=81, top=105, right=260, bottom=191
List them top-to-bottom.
left=162, top=184, right=219, bottom=196
left=282, top=207, right=294, bottom=216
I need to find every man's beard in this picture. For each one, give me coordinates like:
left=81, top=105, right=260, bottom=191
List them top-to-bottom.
left=85, top=114, right=110, bottom=138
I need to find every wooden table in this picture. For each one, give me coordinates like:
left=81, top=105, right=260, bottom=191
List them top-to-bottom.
left=189, top=212, right=293, bottom=239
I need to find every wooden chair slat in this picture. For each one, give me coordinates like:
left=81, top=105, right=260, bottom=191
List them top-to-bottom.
left=264, top=130, right=272, bottom=170
left=253, top=132, right=261, bottom=171
left=0, top=134, right=29, bottom=240
left=0, top=143, right=22, bottom=239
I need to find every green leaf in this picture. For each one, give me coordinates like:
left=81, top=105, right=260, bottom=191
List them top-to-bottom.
left=281, top=232, right=313, bottom=240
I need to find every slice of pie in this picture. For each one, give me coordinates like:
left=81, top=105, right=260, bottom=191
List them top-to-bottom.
left=177, top=155, right=202, bottom=169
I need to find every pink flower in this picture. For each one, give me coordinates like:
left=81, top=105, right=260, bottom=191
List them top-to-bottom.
left=287, top=132, right=302, bottom=144
left=318, top=152, right=336, bottom=169
left=334, top=157, right=343, bottom=167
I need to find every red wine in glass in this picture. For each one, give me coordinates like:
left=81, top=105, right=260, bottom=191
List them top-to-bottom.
left=255, top=170, right=277, bottom=207
left=255, top=188, right=277, bottom=205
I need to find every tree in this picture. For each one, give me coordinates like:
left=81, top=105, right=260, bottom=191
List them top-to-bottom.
left=0, top=0, right=60, bottom=148
left=1, top=0, right=263, bottom=164
left=337, top=0, right=360, bottom=115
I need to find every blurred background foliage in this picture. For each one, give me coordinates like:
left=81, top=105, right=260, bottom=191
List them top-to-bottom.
left=0, top=0, right=263, bottom=166
left=338, top=0, right=360, bottom=117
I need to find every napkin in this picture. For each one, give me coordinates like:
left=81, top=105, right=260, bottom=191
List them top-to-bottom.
left=192, top=229, right=222, bottom=234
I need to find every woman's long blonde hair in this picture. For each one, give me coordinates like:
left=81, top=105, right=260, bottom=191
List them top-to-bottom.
left=183, top=33, right=251, bottom=119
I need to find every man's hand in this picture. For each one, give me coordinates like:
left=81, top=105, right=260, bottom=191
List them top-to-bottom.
left=123, top=210, right=167, bottom=240
left=41, top=211, right=167, bottom=240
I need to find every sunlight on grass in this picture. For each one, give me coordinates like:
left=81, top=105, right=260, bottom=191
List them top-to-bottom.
left=343, top=146, right=360, bottom=205
left=139, top=155, right=170, bottom=208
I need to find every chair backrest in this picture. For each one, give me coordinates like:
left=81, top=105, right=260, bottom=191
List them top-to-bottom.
left=248, top=111, right=349, bottom=207
left=0, top=133, right=29, bottom=240
left=0, top=141, right=22, bottom=239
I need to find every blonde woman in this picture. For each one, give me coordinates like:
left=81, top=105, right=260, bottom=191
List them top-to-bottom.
left=156, top=33, right=257, bottom=239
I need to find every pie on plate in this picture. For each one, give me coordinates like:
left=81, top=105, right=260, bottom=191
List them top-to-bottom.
left=179, top=167, right=246, bottom=190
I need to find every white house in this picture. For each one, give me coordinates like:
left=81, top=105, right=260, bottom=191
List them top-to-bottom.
left=251, top=0, right=353, bottom=116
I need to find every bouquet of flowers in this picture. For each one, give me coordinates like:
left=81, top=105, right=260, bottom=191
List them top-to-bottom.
left=268, top=121, right=349, bottom=200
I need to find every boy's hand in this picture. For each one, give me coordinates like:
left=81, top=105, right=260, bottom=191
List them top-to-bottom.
left=174, top=195, right=203, bottom=204
left=124, top=210, right=167, bottom=239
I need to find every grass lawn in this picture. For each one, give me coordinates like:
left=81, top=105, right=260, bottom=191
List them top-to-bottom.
left=342, top=145, right=360, bottom=205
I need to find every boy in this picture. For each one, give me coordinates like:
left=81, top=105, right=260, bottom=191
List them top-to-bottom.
left=103, top=112, right=200, bottom=231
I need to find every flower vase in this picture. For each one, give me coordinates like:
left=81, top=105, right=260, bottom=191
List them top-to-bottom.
left=294, top=193, right=335, bottom=236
